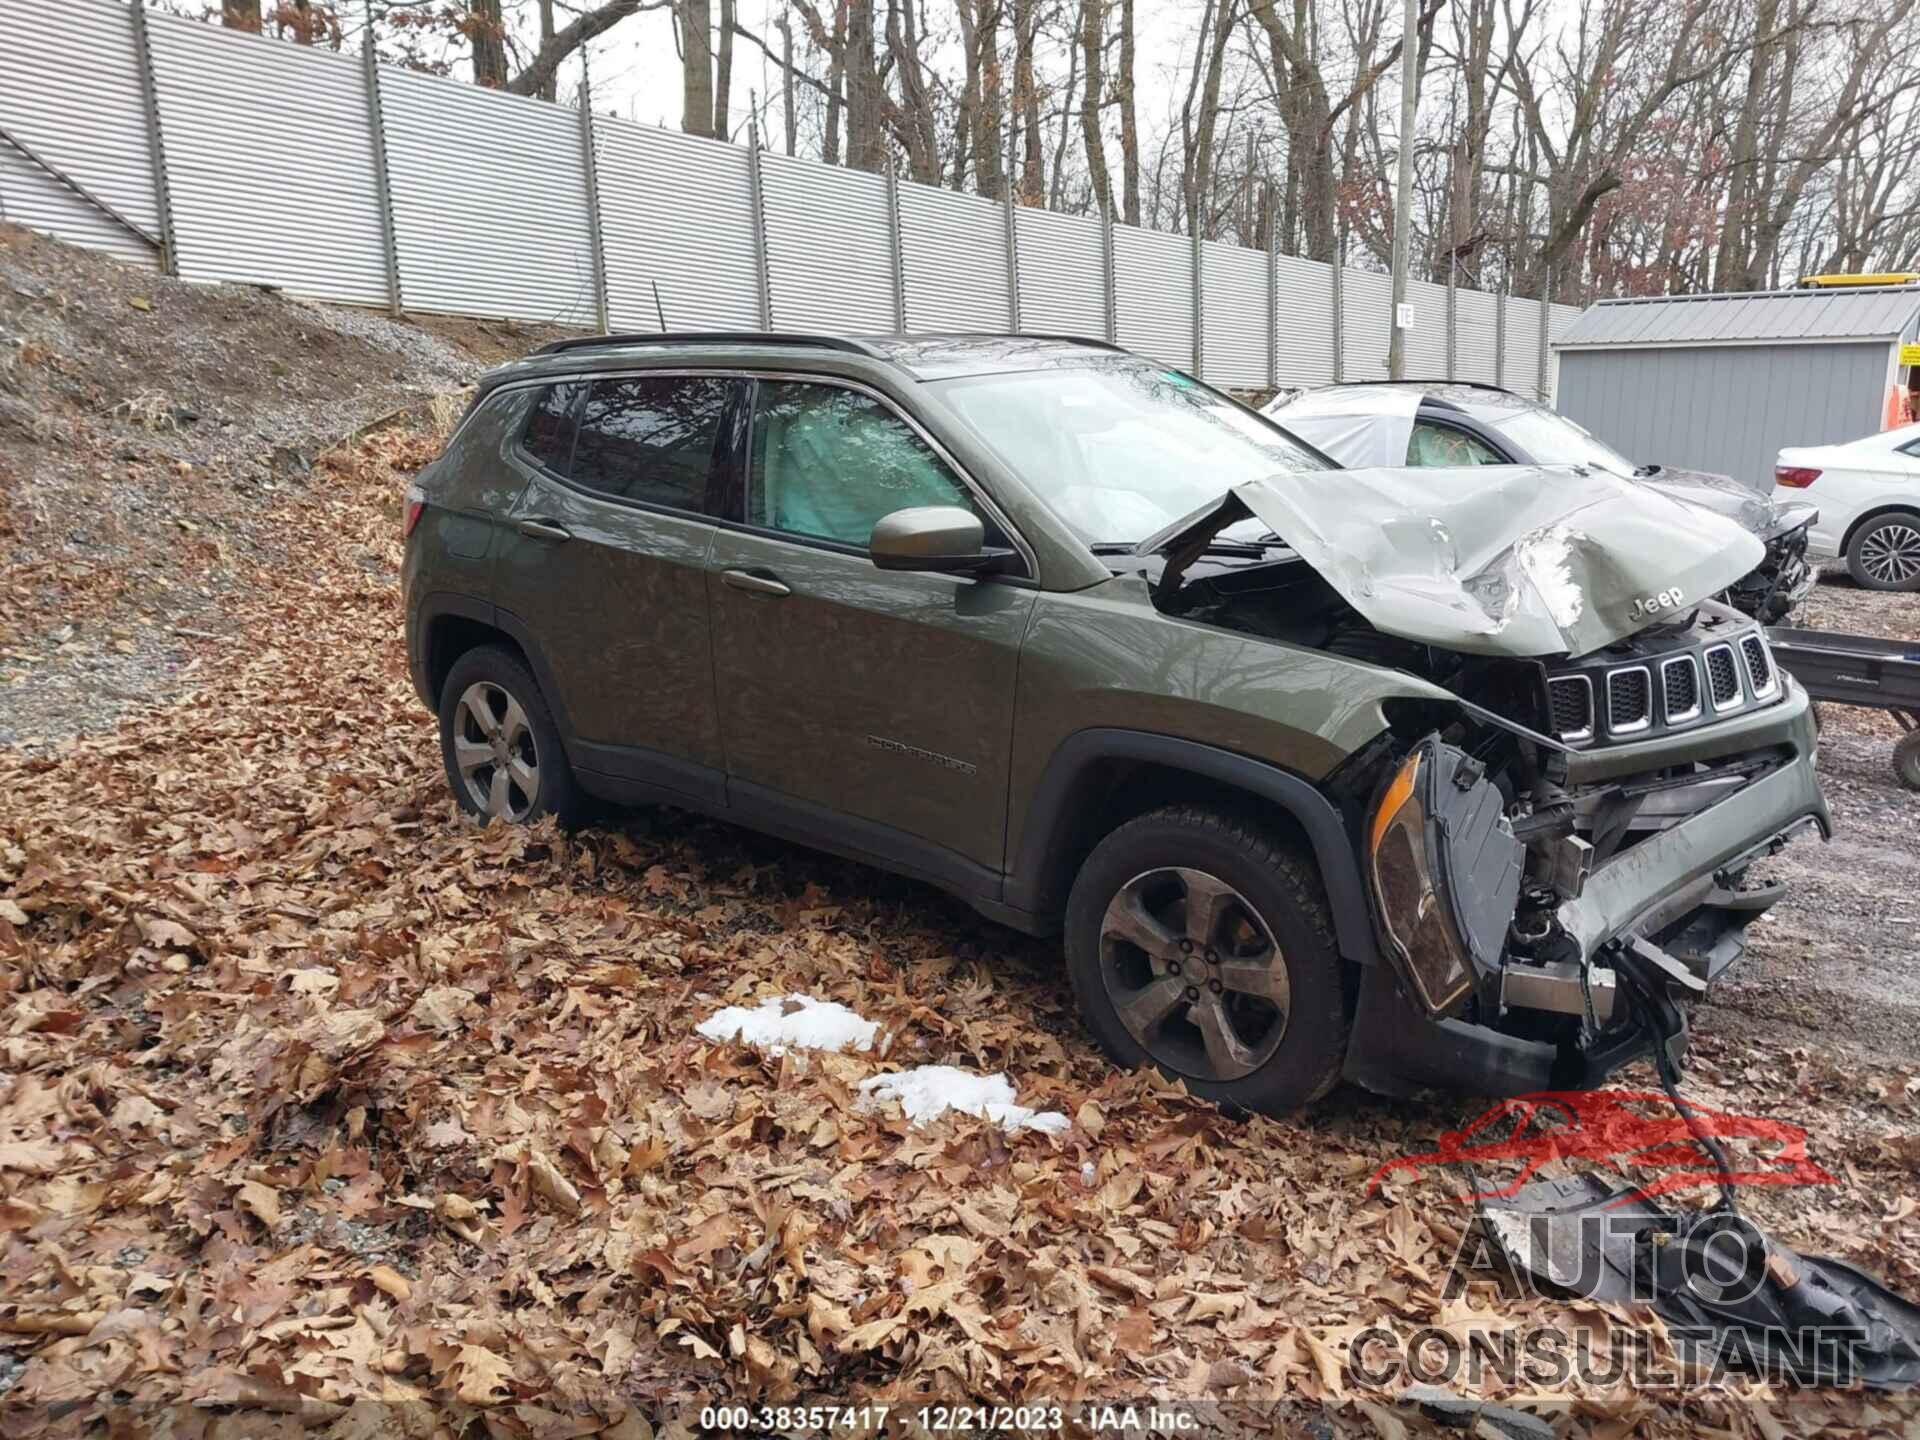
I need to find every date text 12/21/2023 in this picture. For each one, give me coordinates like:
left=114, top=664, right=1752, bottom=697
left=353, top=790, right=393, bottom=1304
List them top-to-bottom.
left=697, top=1404, right=1201, bottom=1432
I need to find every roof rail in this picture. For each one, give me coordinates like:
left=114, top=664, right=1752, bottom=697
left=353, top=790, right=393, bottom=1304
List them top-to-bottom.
left=932, top=330, right=1131, bottom=353
left=534, top=331, right=883, bottom=357
left=1324, top=378, right=1513, bottom=393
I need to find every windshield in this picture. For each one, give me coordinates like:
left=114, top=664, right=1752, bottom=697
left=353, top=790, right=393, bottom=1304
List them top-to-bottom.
left=932, top=361, right=1332, bottom=545
left=1485, top=406, right=1637, bottom=477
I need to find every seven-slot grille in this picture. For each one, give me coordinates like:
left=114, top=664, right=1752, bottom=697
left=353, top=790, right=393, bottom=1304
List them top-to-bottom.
left=1546, top=630, right=1782, bottom=745
left=1705, top=645, right=1741, bottom=707
left=1606, top=667, right=1652, bottom=733
left=1548, top=676, right=1594, bottom=740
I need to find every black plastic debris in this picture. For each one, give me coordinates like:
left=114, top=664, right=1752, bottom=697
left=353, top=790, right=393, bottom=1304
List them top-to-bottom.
left=1479, top=1174, right=1920, bottom=1389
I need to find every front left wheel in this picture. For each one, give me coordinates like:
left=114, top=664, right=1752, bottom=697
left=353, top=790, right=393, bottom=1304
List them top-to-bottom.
left=437, top=645, right=585, bottom=826
left=1063, top=805, right=1350, bottom=1116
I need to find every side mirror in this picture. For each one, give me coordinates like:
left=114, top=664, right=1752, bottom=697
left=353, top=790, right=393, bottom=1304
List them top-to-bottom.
left=869, top=506, right=1002, bottom=574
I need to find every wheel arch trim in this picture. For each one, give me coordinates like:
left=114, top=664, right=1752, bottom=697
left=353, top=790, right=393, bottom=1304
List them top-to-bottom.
left=1007, top=728, right=1382, bottom=966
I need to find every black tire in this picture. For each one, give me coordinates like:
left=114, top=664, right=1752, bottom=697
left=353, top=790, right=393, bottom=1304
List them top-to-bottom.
left=1845, top=512, right=1920, bottom=591
left=437, top=645, right=586, bottom=827
left=1895, top=731, right=1920, bottom=793
left=1063, top=805, right=1349, bottom=1116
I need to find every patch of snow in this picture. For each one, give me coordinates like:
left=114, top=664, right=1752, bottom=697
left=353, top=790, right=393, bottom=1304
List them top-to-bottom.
left=1513, top=524, right=1585, bottom=630
left=696, top=994, right=879, bottom=1055
left=858, top=1065, right=1070, bottom=1135
left=1080, top=1161, right=1097, bottom=1186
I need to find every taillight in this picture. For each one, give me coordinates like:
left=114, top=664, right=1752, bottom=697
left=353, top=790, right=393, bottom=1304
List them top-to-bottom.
left=1775, top=465, right=1820, bottom=488
left=403, top=485, right=426, bottom=539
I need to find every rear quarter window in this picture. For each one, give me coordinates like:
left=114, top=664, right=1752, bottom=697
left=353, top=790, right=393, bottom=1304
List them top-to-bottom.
left=519, top=382, right=584, bottom=476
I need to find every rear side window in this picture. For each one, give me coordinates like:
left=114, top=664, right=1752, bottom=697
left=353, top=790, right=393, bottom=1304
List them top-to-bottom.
left=571, top=376, right=734, bottom=512
left=520, top=382, right=583, bottom=476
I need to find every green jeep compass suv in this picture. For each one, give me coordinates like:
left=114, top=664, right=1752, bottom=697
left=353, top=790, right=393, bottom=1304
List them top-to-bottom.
left=403, top=332, right=1830, bottom=1113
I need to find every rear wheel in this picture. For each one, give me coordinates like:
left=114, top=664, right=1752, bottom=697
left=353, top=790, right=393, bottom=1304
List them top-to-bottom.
left=1846, top=512, right=1920, bottom=591
left=438, top=646, right=584, bottom=826
left=1895, top=730, right=1920, bottom=792
left=1064, top=805, right=1349, bottom=1116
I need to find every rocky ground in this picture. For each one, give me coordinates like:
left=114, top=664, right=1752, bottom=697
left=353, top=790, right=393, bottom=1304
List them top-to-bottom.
left=1, top=227, right=1918, bottom=1437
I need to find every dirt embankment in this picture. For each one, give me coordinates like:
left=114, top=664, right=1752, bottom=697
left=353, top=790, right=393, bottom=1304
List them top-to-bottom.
left=0, top=223, right=576, bottom=745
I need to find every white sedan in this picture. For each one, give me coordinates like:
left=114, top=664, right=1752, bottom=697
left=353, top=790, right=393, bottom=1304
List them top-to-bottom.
left=1774, top=423, right=1920, bottom=590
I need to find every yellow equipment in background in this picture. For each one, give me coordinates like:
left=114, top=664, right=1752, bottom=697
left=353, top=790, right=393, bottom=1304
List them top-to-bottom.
left=1797, top=272, right=1920, bottom=288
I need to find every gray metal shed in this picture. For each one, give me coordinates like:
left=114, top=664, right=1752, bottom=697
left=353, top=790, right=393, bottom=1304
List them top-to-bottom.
left=1554, top=286, right=1920, bottom=488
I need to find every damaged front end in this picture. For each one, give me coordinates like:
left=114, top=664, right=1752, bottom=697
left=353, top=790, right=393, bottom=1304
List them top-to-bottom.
left=1142, top=475, right=1832, bottom=1098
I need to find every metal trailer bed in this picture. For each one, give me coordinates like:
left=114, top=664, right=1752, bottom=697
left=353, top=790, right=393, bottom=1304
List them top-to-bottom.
left=1766, top=626, right=1920, bottom=790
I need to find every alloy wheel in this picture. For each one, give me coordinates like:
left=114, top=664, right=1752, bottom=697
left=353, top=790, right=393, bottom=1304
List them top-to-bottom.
left=1860, top=522, right=1920, bottom=587
left=451, top=681, right=540, bottom=821
left=1098, top=866, right=1291, bottom=1082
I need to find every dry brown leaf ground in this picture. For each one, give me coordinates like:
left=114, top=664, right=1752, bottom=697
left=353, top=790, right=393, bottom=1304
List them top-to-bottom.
left=2, top=238, right=1920, bottom=1439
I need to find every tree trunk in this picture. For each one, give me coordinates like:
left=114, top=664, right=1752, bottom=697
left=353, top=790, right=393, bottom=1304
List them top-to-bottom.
left=470, top=0, right=508, bottom=87
left=536, top=0, right=557, bottom=101
left=680, top=0, right=715, bottom=137
left=713, top=0, right=735, bottom=138
left=1013, top=0, right=1044, bottom=204
left=1078, top=0, right=1112, bottom=215
left=1117, top=0, right=1140, bottom=224
left=778, top=8, right=798, bottom=155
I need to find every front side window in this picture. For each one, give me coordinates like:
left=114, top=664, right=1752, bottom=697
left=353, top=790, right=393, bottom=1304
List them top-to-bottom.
left=932, top=359, right=1331, bottom=546
left=570, top=375, right=734, bottom=511
left=520, top=381, right=583, bottom=476
left=748, top=381, right=978, bottom=546
left=1408, top=421, right=1504, bottom=467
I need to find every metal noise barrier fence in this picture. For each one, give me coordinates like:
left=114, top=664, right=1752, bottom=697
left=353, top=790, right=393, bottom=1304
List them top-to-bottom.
left=0, top=0, right=1583, bottom=396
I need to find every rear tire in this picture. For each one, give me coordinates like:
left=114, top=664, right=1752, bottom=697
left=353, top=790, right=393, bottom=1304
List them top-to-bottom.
left=1845, top=512, right=1920, bottom=591
left=437, top=646, right=586, bottom=827
left=1895, top=731, right=1920, bottom=792
left=1063, top=805, right=1349, bottom=1116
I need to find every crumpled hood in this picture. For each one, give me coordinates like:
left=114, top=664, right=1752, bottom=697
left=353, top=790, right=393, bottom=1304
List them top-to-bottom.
left=1148, top=465, right=1765, bottom=659
left=1636, top=465, right=1814, bottom=540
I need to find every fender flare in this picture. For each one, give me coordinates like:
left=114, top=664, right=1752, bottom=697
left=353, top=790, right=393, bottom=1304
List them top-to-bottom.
left=412, top=595, right=578, bottom=752
left=1007, top=728, right=1383, bottom=966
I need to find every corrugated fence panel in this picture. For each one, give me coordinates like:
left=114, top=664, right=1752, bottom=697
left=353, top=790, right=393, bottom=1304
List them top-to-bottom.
left=0, top=0, right=158, bottom=267
left=148, top=17, right=386, bottom=304
left=381, top=69, right=595, bottom=324
left=596, top=120, right=758, bottom=331
left=761, top=154, right=893, bottom=331
left=900, top=182, right=1006, bottom=331
left=1016, top=206, right=1103, bottom=335
left=1114, top=224, right=1192, bottom=369
left=1200, top=240, right=1265, bottom=387
left=1273, top=254, right=1335, bottom=386
left=1341, top=267, right=1392, bottom=380
left=1407, top=277, right=1450, bottom=378
left=1456, top=287, right=1499, bottom=385
left=1508, top=296, right=1544, bottom=399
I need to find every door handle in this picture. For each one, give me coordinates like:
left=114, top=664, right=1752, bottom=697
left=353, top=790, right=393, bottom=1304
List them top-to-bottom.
left=517, top=518, right=572, bottom=542
left=721, top=568, right=791, bottom=598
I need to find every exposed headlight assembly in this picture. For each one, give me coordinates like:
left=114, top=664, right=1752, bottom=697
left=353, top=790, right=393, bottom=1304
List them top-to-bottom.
left=1367, top=736, right=1525, bottom=1018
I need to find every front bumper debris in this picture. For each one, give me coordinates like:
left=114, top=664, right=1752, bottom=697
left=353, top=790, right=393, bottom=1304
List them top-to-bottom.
left=1479, top=1174, right=1920, bottom=1389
